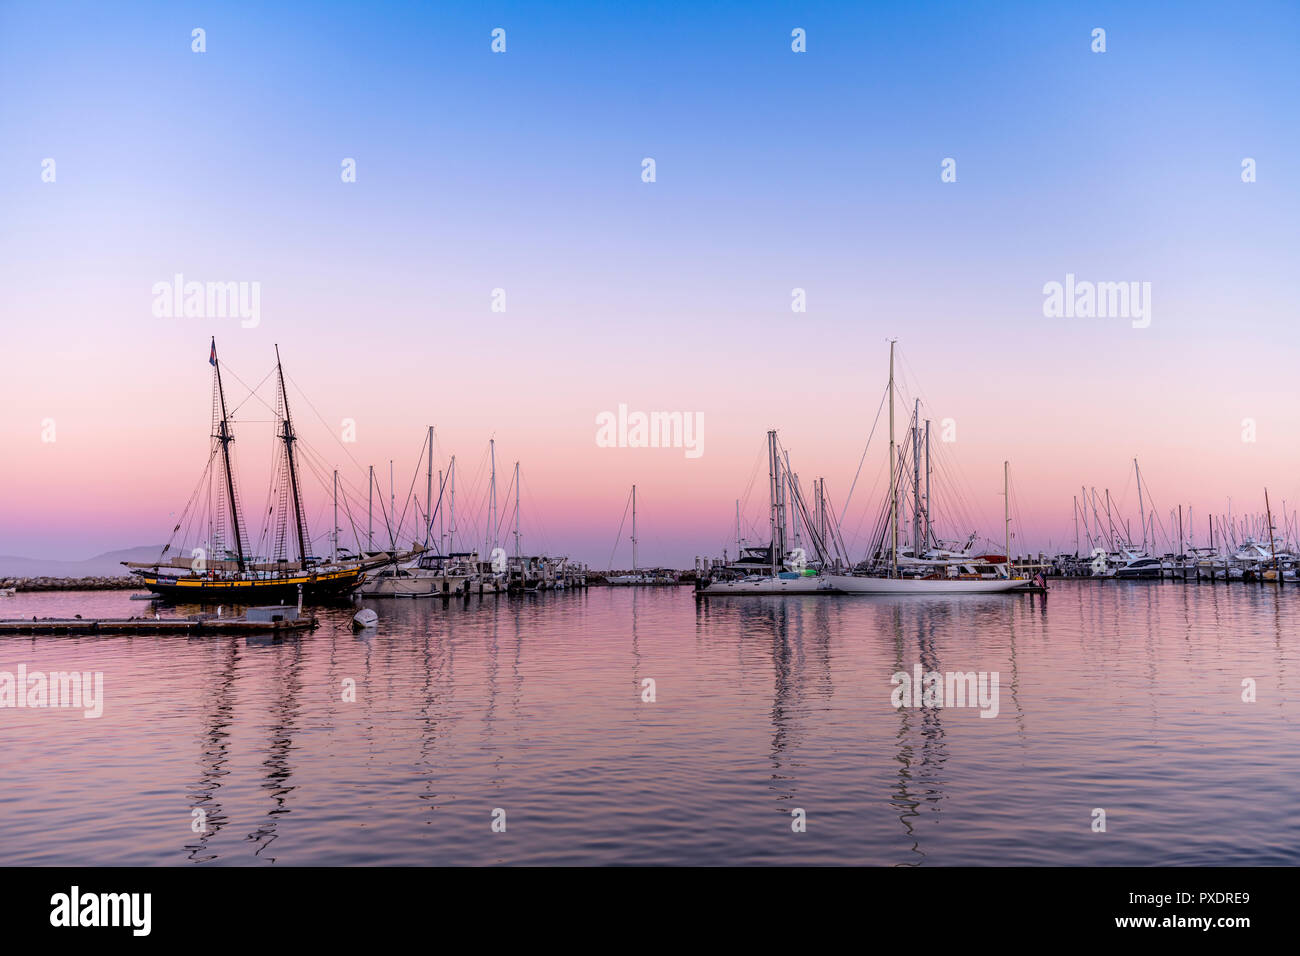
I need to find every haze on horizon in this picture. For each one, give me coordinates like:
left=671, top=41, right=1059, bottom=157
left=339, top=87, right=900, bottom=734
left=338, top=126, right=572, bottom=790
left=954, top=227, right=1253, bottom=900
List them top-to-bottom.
left=1, top=1, right=1298, bottom=567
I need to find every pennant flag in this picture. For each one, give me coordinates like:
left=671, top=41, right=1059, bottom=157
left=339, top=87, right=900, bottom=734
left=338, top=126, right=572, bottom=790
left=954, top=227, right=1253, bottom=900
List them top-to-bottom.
left=209, top=339, right=217, bottom=367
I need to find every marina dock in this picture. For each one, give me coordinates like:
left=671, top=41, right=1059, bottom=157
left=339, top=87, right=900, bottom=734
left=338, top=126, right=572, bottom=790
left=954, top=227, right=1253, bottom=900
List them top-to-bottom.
left=0, top=611, right=318, bottom=636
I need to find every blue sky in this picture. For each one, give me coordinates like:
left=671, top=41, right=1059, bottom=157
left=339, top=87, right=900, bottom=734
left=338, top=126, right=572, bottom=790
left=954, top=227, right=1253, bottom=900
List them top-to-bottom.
left=1, top=1, right=1298, bottom=561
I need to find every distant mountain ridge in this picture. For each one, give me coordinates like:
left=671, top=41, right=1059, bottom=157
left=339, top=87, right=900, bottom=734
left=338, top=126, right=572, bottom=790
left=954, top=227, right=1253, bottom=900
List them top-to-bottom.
left=0, top=546, right=165, bottom=578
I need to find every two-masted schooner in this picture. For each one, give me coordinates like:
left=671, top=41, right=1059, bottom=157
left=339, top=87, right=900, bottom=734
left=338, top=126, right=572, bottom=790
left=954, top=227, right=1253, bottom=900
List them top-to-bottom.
left=125, top=340, right=406, bottom=603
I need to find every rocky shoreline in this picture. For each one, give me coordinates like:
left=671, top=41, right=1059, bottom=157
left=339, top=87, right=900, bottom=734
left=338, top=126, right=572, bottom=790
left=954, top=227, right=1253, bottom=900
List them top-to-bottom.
left=1, top=576, right=141, bottom=592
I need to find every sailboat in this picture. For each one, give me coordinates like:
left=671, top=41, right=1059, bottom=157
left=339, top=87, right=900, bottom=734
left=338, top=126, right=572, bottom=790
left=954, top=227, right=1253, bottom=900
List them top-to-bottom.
left=125, top=340, right=408, bottom=602
left=826, top=342, right=1027, bottom=594
left=699, top=343, right=1029, bottom=596
left=697, top=431, right=838, bottom=594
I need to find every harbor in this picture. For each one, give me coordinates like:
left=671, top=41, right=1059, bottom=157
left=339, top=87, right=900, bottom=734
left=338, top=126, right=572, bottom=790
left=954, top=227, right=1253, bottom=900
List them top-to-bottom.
left=2, top=579, right=1296, bottom=867
left=0, top=609, right=316, bottom=636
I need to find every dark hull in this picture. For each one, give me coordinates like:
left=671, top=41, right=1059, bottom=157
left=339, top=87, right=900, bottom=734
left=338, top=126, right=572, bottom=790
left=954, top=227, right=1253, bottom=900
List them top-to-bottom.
left=139, top=568, right=363, bottom=604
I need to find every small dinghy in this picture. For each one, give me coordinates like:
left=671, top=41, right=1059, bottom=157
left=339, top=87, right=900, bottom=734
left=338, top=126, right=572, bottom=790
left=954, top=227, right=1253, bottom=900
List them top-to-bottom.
left=352, top=608, right=378, bottom=630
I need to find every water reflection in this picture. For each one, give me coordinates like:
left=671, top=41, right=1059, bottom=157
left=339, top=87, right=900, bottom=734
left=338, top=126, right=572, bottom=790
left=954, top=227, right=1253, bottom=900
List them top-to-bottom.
left=6, top=583, right=1298, bottom=865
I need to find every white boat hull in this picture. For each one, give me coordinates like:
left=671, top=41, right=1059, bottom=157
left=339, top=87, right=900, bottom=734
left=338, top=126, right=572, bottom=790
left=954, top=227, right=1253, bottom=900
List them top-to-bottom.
left=356, top=573, right=471, bottom=597
left=699, top=574, right=1029, bottom=595
left=699, top=575, right=835, bottom=594
left=826, top=575, right=1028, bottom=594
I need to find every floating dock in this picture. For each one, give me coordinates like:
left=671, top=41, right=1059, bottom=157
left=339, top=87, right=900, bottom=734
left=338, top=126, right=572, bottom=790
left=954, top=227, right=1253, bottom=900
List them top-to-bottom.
left=0, top=613, right=317, bottom=636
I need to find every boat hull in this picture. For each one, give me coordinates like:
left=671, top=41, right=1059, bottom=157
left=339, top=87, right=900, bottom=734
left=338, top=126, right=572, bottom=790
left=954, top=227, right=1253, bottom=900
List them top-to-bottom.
left=138, top=567, right=363, bottom=603
left=356, top=573, right=471, bottom=597
left=699, top=575, right=835, bottom=594
left=827, top=575, right=1028, bottom=594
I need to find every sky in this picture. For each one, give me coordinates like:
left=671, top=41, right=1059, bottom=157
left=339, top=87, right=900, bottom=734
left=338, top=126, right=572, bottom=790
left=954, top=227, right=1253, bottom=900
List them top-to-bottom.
left=1, top=0, right=1298, bottom=566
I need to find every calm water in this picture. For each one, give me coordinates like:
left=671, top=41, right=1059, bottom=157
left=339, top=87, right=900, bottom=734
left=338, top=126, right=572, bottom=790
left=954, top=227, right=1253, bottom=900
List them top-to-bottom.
left=1, top=582, right=1296, bottom=866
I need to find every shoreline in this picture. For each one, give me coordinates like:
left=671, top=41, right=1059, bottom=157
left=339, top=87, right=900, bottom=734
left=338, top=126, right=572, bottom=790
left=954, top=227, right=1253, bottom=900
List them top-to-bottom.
left=1, top=576, right=140, bottom=592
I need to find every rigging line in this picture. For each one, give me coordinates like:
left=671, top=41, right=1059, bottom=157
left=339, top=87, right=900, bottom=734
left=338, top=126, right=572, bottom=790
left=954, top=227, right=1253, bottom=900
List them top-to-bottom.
left=220, top=364, right=280, bottom=419
left=284, top=369, right=371, bottom=481
left=838, top=383, right=889, bottom=528
left=717, top=435, right=767, bottom=554
left=493, top=468, right=517, bottom=545
left=520, top=474, right=552, bottom=555
left=606, top=488, right=633, bottom=571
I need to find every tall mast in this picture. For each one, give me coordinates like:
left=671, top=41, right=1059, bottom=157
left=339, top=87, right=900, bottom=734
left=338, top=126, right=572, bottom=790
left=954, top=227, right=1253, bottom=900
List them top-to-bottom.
left=211, top=338, right=247, bottom=572
left=888, top=341, right=897, bottom=576
left=274, top=344, right=310, bottom=566
left=912, top=399, right=921, bottom=557
left=924, top=419, right=931, bottom=549
left=426, top=427, right=433, bottom=549
left=768, top=429, right=780, bottom=575
left=488, top=438, right=497, bottom=556
left=784, top=450, right=800, bottom=553
left=448, top=456, right=456, bottom=552
left=1134, top=458, right=1147, bottom=553
left=388, top=460, right=396, bottom=550
left=513, top=461, right=521, bottom=557
left=1004, top=461, right=1011, bottom=574
left=368, top=465, right=374, bottom=552
left=332, top=469, right=338, bottom=562
left=438, top=469, right=445, bottom=552
left=814, top=479, right=823, bottom=553
left=631, top=484, right=638, bottom=572
left=1080, top=484, right=1091, bottom=549
left=1105, top=488, right=1114, bottom=550
left=1265, top=489, right=1277, bottom=572
left=1074, top=495, right=1080, bottom=557
left=735, top=499, right=741, bottom=556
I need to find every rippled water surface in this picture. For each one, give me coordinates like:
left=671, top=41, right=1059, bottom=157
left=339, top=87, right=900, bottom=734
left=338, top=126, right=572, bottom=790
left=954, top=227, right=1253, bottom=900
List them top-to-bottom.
left=1, top=582, right=1296, bottom=865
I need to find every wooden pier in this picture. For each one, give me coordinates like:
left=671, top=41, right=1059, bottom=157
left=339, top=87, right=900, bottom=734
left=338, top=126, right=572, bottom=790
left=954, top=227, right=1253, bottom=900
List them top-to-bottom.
left=0, top=615, right=318, bottom=636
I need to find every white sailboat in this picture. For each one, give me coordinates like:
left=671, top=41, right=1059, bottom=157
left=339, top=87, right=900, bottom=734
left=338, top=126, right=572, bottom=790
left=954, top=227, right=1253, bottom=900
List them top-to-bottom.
left=827, top=342, right=1026, bottom=594
left=700, top=343, right=1030, bottom=596
left=698, top=431, right=837, bottom=594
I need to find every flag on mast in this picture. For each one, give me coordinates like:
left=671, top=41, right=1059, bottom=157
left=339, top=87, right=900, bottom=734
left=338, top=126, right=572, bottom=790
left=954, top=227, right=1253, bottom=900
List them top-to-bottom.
left=209, top=338, right=217, bottom=367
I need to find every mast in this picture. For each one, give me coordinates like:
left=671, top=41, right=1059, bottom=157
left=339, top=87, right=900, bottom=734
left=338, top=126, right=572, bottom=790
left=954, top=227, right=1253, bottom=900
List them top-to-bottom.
left=211, top=338, right=247, bottom=572
left=888, top=341, right=897, bottom=577
left=274, top=344, right=310, bottom=566
left=912, top=399, right=921, bottom=558
left=924, top=419, right=931, bottom=549
left=426, top=427, right=433, bottom=549
left=768, top=429, right=781, bottom=575
left=488, top=438, right=497, bottom=556
left=785, top=450, right=801, bottom=553
left=449, top=456, right=456, bottom=552
left=1135, top=458, right=1147, bottom=553
left=388, top=460, right=396, bottom=550
left=513, top=461, right=521, bottom=557
left=1004, top=461, right=1011, bottom=575
left=368, top=465, right=374, bottom=552
left=332, top=469, right=338, bottom=562
left=813, top=479, right=823, bottom=554
left=631, top=484, right=638, bottom=572
left=1080, top=484, right=1091, bottom=550
left=1105, top=488, right=1115, bottom=551
left=1265, top=489, right=1277, bottom=573
left=1074, top=495, right=1080, bottom=557
left=735, top=499, right=741, bottom=556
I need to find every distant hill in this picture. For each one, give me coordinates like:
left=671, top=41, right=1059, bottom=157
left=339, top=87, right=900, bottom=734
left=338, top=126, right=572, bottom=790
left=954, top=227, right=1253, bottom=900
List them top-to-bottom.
left=0, top=546, right=165, bottom=578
